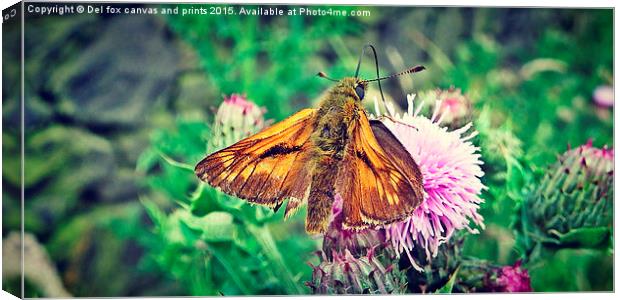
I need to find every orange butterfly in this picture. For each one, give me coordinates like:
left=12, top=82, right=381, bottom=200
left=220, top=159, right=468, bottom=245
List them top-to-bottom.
left=195, top=47, right=425, bottom=234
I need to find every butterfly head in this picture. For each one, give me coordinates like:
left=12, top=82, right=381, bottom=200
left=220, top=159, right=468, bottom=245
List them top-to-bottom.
left=318, top=66, right=424, bottom=103
left=340, top=77, right=368, bottom=102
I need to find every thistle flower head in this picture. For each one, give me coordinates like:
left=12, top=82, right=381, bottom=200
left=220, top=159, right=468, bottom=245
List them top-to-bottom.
left=419, top=87, right=471, bottom=125
left=213, top=94, right=265, bottom=147
left=372, top=94, right=486, bottom=261
left=517, top=140, right=613, bottom=249
left=451, top=258, right=533, bottom=293
left=484, top=260, right=533, bottom=292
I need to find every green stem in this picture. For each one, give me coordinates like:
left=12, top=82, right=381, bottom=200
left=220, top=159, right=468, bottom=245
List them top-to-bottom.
left=408, top=29, right=454, bottom=72
left=157, top=150, right=195, bottom=172
left=246, top=223, right=305, bottom=294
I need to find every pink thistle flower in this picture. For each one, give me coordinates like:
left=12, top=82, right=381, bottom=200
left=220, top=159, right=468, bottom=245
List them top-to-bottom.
left=593, top=85, right=614, bottom=108
left=422, top=87, right=471, bottom=124
left=213, top=94, right=265, bottom=147
left=216, top=94, right=265, bottom=132
left=224, top=94, right=261, bottom=114
left=372, top=94, right=486, bottom=263
left=578, top=138, right=614, bottom=161
left=312, top=197, right=406, bottom=294
left=308, top=248, right=405, bottom=294
left=486, top=260, right=533, bottom=292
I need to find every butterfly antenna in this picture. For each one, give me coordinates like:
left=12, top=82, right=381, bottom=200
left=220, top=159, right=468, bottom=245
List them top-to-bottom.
left=354, top=44, right=388, bottom=108
left=363, top=64, right=426, bottom=112
left=362, top=65, right=426, bottom=83
left=317, top=71, right=339, bottom=82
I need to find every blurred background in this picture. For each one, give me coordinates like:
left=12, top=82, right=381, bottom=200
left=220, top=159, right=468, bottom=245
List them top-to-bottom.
left=2, top=3, right=613, bottom=296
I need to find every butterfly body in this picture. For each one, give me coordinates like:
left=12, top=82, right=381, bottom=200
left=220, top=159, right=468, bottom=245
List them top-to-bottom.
left=196, top=77, right=424, bottom=234
left=304, top=78, right=365, bottom=232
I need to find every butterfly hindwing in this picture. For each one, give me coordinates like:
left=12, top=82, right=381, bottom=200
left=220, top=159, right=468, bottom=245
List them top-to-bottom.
left=195, top=108, right=317, bottom=212
left=335, top=111, right=424, bottom=229
left=369, top=119, right=424, bottom=200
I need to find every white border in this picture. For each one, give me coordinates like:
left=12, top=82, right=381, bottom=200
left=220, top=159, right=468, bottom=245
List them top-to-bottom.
left=1, top=0, right=618, bottom=8
left=0, top=1, right=617, bottom=300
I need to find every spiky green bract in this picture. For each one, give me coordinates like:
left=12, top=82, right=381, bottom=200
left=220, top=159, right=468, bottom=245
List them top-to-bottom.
left=514, top=141, right=613, bottom=255
left=307, top=196, right=406, bottom=294
left=400, top=234, right=464, bottom=293
left=308, top=249, right=406, bottom=294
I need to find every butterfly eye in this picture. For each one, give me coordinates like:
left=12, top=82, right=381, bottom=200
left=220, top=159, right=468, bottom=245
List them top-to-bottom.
left=355, top=85, right=365, bottom=100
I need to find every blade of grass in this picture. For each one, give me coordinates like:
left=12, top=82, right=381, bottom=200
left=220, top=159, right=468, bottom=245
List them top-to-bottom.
left=246, top=223, right=305, bottom=294
left=208, top=245, right=253, bottom=295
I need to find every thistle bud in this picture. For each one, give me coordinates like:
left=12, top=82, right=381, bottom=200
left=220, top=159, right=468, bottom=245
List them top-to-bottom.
left=213, top=94, right=265, bottom=148
left=515, top=140, right=613, bottom=250
left=309, top=196, right=406, bottom=294
left=400, top=235, right=464, bottom=293
left=308, top=250, right=406, bottom=294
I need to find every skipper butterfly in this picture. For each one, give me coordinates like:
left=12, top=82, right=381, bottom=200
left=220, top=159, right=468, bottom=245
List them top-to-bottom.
left=195, top=46, right=425, bottom=234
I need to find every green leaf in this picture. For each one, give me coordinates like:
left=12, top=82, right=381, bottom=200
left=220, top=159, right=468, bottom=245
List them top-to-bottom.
left=157, top=150, right=195, bottom=172
left=505, top=155, right=527, bottom=201
left=190, top=184, right=221, bottom=217
left=141, top=198, right=165, bottom=228
left=182, top=211, right=236, bottom=242
left=179, top=221, right=202, bottom=244
left=551, top=227, right=611, bottom=249
left=232, top=228, right=260, bottom=254
left=208, top=244, right=254, bottom=295
left=436, top=267, right=460, bottom=294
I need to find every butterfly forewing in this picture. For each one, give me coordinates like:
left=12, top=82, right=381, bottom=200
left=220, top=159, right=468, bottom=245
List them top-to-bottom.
left=195, top=108, right=317, bottom=210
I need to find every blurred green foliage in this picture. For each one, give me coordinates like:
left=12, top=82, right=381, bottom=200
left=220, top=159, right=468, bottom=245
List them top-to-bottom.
left=4, top=5, right=612, bottom=297
left=163, top=5, right=367, bottom=120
